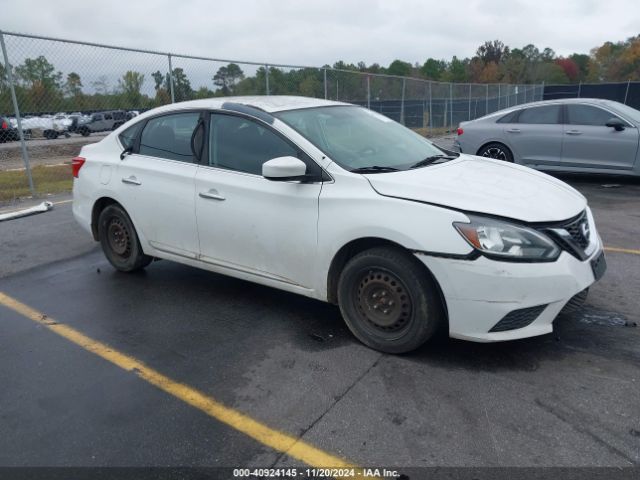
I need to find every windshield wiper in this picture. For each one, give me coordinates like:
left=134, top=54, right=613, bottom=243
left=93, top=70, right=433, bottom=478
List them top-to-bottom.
left=409, top=155, right=458, bottom=169
left=350, top=166, right=400, bottom=174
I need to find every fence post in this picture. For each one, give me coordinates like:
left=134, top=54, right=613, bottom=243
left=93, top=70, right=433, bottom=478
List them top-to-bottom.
left=0, top=31, right=35, bottom=196
left=167, top=54, right=175, bottom=103
left=265, top=64, right=270, bottom=95
left=323, top=68, right=327, bottom=99
left=367, top=75, right=371, bottom=109
left=400, top=78, right=406, bottom=125
left=624, top=79, right=631, bottom=104
left=428, top=81, right=433, bottom=136
left=577, top=81, right=582, bottom=98
left=449, top=83, right=453, bottom=130
left=497, top=83, right=501, bottom=110
left=468, top=84, right=472, bottom=120
left=485, top=84, right=489, bottom=115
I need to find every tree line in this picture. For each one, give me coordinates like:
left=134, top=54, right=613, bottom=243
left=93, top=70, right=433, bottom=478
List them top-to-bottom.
left=1, top=34, right=638, bottom=115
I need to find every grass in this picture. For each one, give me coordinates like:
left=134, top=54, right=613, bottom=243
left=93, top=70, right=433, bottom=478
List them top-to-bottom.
left=412, top=126, right=456, bottom=138
left=0, top=164, right=72, bottom=202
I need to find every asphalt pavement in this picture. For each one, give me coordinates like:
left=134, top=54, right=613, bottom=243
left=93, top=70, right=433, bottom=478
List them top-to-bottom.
left=0, top=176, right=639, bottom=476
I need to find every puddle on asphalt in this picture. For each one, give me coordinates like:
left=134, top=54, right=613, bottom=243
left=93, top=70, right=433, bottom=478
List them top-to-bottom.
left=574, top=306, right=633, bottom=327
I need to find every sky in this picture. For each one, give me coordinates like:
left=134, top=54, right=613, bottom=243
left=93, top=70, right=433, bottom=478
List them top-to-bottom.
left=2, top=0, right=640, bottom=68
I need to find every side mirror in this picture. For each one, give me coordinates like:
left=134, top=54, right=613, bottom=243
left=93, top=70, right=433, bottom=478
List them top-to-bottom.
left=605, top=117, right=625, bottom=131
left=120, top=146, right=133, bottom=160
left=262, top=156, right=307, bottom=181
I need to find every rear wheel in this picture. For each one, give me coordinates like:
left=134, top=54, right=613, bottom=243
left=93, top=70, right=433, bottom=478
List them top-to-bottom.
left=79, top=127, right=90, bottom=137
left=477, top=142, right=513, bottom=162
left=98, top=204, right=152, bottom=272
left=337, top=247, right=444, bottom=354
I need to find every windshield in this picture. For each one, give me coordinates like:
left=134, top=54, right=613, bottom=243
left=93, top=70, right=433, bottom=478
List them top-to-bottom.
left=274, top=106, right=445, bottom=171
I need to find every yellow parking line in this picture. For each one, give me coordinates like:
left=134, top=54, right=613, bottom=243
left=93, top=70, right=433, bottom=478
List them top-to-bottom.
left=53, top=199, right=73, bottom=206
left=604, top=246, right=640, bottom=255
left=0, top=291, right=369, bottom=477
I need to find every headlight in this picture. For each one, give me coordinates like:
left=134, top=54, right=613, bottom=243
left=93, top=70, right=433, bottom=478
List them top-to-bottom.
left=454, top=215, right=560, bottom=261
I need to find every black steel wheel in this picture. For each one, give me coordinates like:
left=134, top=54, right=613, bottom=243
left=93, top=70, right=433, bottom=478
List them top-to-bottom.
left=477, top=142, right=514, bottom=162
left=98, top=204, right=152, bottom=272
left=338, top=247, right=444, bottom=353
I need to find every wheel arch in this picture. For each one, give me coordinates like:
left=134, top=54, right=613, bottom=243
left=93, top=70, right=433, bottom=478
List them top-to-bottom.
left=476, top=140, right=515, bottom=160
left=91, top=196, right=122, bottom=240
left=326, top=237, right=449, bottom=326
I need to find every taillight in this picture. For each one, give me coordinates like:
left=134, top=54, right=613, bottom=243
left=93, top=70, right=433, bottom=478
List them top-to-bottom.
left=1, top=121, right=7, bottom=130
left=457, top=127, right=464, bottom=136
left=72, top=157, right=86, bottom=178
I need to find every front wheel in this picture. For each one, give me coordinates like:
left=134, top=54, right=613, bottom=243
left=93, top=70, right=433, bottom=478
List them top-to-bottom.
left=477, top=142, right=514, bottom=162
left=98, top=204, right=152, bottom=272
left=337, top=247, right=444, bottom=354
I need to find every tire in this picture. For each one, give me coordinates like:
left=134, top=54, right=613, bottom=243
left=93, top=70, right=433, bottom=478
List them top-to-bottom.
left=80, top=127, right=90, bottom=137
left=477, top=142, right=514, bottom=162
left=98, top=204, right=152, bottom=272
left=337, top=247, right=444, bottom=354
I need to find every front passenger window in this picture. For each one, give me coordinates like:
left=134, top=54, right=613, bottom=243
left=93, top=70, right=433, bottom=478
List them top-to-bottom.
left=567, top=105, right=625, bottom=126
left=139, top=113, right=200, bottom=162
left=209, top=114, right=298, bottom=175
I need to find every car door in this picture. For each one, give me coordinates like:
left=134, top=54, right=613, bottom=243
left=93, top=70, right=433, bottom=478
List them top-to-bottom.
left=562, top=103, right=639, bottom=170
left=504, top=104, right=563, bottom=165
left=117, top=111, right=202, bottom=258
left=195, top=112, right=323, bottom=289
left=91, top=114, right=105, bottom=131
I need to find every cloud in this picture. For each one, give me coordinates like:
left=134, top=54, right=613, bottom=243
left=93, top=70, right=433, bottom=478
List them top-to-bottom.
left=3, top=0, right=639, bottom=68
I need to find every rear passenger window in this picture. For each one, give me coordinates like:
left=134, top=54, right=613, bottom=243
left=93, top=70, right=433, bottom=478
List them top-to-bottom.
left=517, top=105, right=561, bottom=124
left=567, top=105, right=623, bottom=126
left=496, top=110, right=519, bottom=123
left=139, top=113, right=200, bottom=162
left=209, top=114, right=298, bottom=175
left=119, top=122, right=143, bottom=150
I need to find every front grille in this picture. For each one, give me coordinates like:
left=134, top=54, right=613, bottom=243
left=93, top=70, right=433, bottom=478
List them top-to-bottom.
left=542, top=210, right=591, bottom=260
left=563, top=212, right=590, bottom=249
left=489, top=304, right=547, bottom=332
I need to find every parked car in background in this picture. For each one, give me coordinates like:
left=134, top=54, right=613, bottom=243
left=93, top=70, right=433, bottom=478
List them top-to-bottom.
left=73, top=96, right=606, bottom=354
left=455, top=98, right=640, bottom=176
left=75, top=110, right=128, bottom=136
left=0, top=116, right=19, bottom=143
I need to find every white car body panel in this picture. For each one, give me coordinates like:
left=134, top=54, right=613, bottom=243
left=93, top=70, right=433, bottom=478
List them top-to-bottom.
left=73, top=96, right=603, bottom=344
left=364, top=154, right=586, bottom=222
left=194, top=165, right=322, bottom=289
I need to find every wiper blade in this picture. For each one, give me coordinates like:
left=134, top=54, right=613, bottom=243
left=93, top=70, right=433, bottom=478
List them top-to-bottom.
left=409, top=155, right=457, bottom=169
left=350, top=165, right=400, bottom=174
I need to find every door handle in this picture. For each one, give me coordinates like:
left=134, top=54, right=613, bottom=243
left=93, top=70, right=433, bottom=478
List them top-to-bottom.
left=506, top=128, right=521, bottom=133
left=565, top=130, right=583, bottom=135
left=121, top=176, right=141, bottom=186
left=199, top=190, right=226, bottom=201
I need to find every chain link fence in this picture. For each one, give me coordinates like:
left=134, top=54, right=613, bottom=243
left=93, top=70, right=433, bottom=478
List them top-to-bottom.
left=0, top=30, right=543, bottom=205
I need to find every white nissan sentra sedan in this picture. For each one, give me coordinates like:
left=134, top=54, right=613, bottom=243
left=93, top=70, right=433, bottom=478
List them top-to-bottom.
left=72, top=96, right=606, bottom=353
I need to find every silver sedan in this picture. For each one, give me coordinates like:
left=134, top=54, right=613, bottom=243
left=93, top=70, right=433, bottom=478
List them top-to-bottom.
left=455, top=98, right=640, bottom=176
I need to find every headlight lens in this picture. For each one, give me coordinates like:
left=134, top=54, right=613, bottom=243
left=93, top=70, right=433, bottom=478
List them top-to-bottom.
left=454, top=215, right=560, bottom=261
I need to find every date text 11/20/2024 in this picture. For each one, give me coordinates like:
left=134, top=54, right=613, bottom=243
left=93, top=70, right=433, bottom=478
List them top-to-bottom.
left=232, top=468, right=401, bottom=478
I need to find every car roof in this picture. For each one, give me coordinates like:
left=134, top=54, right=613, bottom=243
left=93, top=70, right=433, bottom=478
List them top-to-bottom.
left=144, top=96, right=349, bottom=115
left=468, top=97, right=628, bottom=123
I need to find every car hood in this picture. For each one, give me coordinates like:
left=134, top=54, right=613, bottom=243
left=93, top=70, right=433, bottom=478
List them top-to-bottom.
left=364, top=155, right=586, bottom=222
